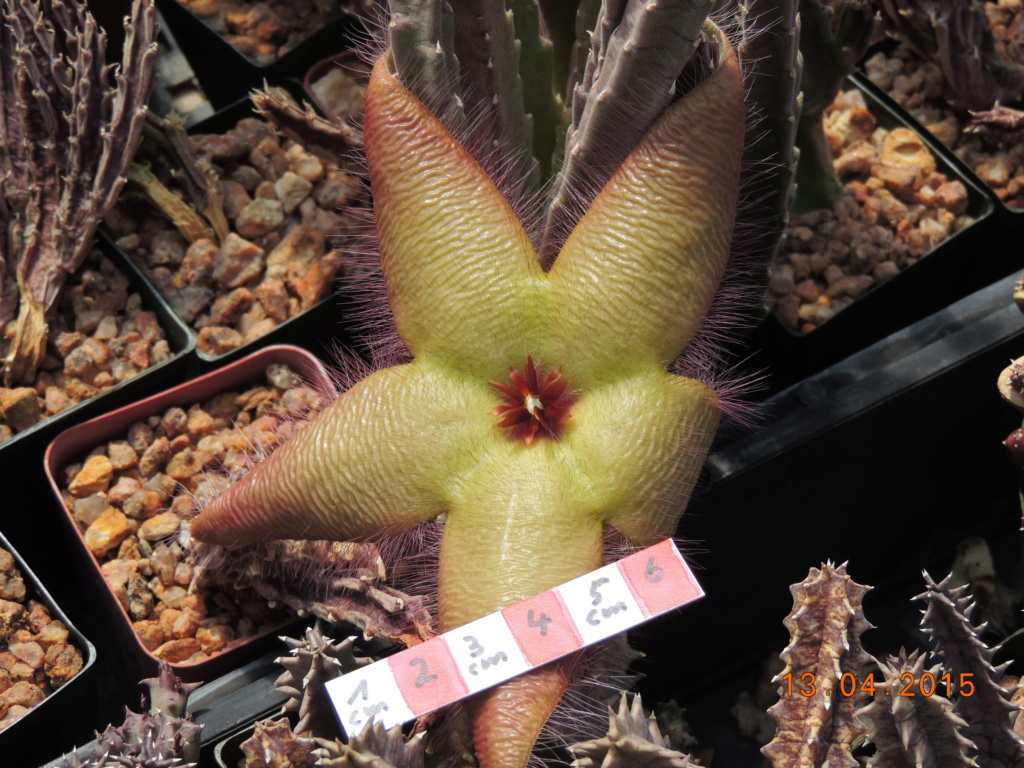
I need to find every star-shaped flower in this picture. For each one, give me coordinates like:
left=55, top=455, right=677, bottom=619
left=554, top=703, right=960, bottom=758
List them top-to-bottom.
left=191, top=35, right=744, bottom=768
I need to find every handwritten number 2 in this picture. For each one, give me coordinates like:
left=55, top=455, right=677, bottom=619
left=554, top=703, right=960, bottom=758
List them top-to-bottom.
left=409, top=657, right=438, bottom=688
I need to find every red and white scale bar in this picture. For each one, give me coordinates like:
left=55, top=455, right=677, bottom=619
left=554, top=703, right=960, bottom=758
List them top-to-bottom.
left=326, top=539, right=703, bottom=735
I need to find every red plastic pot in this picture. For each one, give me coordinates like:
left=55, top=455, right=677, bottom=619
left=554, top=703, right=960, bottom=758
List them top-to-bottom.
left=44, top=344, right=336, bottom=683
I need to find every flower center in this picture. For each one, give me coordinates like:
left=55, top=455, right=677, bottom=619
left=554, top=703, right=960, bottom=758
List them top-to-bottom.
left=488, top=357, right=575, bottom=445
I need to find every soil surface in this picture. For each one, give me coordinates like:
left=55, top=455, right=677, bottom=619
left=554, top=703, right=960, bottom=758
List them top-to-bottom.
left=177, top=0, right=345, bottom=64
left=863, top=0, right=1024, bottom=209
left=771, top=88, right=975, bottom=332
left=106, top=117, right=368, bottom=357
left=0, top=249, right=172, bottom=443
left=56, top=364, right=324, bottom=664
left=0, top=546, right=85, bottom=731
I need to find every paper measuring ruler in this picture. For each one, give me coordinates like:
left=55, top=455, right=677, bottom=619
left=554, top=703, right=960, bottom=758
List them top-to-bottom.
left=326, top=539, right=703, bottom=734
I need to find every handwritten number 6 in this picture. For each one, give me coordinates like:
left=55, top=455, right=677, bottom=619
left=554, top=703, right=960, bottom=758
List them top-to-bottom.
left=644, top=557, right=664, bottom=583
left=409, top=657, right=438, bottom=688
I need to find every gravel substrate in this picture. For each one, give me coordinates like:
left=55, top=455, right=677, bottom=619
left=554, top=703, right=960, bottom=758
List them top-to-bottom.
left=176, top=0, right=344, bottom=64
left=863, top=0, right=1024, bottom=208
left=771, top=88, right=975, bottom=332
left=107, top=117, right=367, bottom=357
left=0, top=249, right=172, bottom=444
left=56, top=364, right=324, bottom=664
left=0, top=546, right=85, bottom=731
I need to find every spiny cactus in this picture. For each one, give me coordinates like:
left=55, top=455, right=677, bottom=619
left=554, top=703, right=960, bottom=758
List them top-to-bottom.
left=0, top=0, right=157, bottom=385
left=878, top=0, right=1024, bottom=112
left=762, top=562, right=873, bottom=768
left=763, top=565, right=1024, bottom=767
left=917, top=572, right=1024, bottom=768
left=275, top=623, right=372, bottom=739
left=857, top=649, right=975, bottom=768
left=62, top=663, right=202, bottom=768
left=569, top=693, right=696, bottom=768
left=313, top=719, right=455, bottom=768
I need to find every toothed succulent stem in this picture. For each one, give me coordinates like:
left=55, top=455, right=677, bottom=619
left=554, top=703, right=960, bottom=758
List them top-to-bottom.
left=0, top=0, right=156, bottom=385
left=735, top=0, right=802, bottom=283
left=540, top=1, right=716, bottom=260
left=762, top=562, right=874, bottom=768
left=917, top=572, right=1024, bottom=767
left=858, top=649, right=976, bottom=768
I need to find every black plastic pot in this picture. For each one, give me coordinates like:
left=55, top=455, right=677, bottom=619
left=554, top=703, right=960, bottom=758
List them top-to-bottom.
left=154, top=0, right=362, bottom=110
left=748, top=74, right=1002, bottom=393
left=106, top=80, right=359, bottom=367
left=0, top=236, right=194, bottom=470
left=636, top=271, right=1024, bottom=762
left=44, top=345, right=334, bottom=685
left=0, top=531, right=96, bottom=767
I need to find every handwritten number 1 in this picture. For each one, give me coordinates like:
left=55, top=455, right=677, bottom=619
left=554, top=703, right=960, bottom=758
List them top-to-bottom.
left=409, top=657, right=438, bottom=688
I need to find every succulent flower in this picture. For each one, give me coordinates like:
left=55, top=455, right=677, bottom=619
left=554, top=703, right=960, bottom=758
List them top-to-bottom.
left=191, top=2, right=746, bottom=765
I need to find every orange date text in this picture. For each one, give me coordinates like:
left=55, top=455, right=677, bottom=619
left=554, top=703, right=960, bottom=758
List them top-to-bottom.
left=781, top=671, right=975, bottom=698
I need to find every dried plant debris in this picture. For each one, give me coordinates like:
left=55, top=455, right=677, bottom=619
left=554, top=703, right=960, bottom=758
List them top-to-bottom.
left=0, top=0, right=157, bottom=386
left=177, top=0, right=345, bottom=64
left=865, top=2, right=1024, bottom=207
left=252, top=87, right=363, bottom=161
left=770, top=88, right=975, bottom=332
left=107, top=114, right=368, bottom=356
left=0, top=249, right=170, bottom=444
left=57, top=365, right=324, bottom=664
left=949, top=537, right=1016, bottom=636
left=0, top=546, right=85, bottom=731
left=762, top=562, right=873, bottom=768
left=917, top=572, right=1024, bottom=768
left=275, top=623, right=371, bottom=739
left=857, top=649, right=975, bottom=768
left=62, top=663, right=202, bottom=768
left=569, top=693, right=696, bottom=768
left=241, top=717, right=319, bottom=768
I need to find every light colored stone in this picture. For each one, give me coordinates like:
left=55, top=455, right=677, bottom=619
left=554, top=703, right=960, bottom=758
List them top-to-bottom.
left=69, top=455, right=114, bottom=497
left=85, top=508, right=132, bottom=557
left=138, top=513, right=182, bottom=542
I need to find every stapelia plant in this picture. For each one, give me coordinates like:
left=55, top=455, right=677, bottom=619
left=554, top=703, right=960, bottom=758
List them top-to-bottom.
left=0, top=0, right=156, bottom=385
left=191, top=1, right=746, bottom=765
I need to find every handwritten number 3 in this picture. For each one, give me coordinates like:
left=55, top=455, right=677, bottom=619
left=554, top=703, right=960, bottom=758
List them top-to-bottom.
left=410, top=657, right=438, bottom=687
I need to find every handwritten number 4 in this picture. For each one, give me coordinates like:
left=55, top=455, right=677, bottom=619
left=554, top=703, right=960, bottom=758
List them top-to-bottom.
left=528, top=609, right=552, bottom=636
